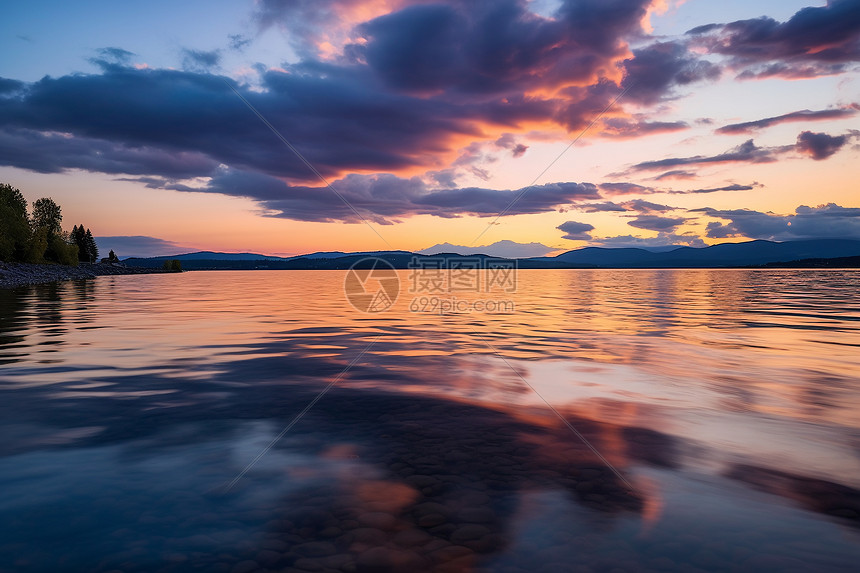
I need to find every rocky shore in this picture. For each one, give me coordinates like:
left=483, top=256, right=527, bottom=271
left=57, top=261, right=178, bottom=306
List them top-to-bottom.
left=0, top=261, right=172, bottom=289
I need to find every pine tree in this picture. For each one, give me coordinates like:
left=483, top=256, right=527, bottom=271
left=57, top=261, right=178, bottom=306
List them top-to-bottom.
left=71, top=224, right=88, bottom=262
left=85, top=228, right=98, bottom=262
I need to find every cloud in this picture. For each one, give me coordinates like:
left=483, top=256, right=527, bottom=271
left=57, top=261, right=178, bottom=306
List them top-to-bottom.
left=0, top=0, right=730, bottom=224
left=253, top=0, right=394, bottom=58
left=354, top=0, right=654, bottom=95
left=687, top=0, right=860, bottom=79
left=3, top=1, right=837, bottom=229
left=228, top=34, right=252, bottom=51
left=621, top=41, right=721, bottom=105
left=94, top=47, right=136, bottom=65
left=182, top=49, right=222, bottom=71
left=0, top=65, right=483, bottom=181
left=0, top=78, right=24, bottom=96
left=716, top=106, right=859, bottom=134
left=599, top=117, right=689, bottom=138
left=0, top=128, right=219, bottom=176
left=630, top=129, right=858, bottom=173
left=795, top=130, right=850, bottom=160
left=494, top=133, right=529, bottom=157
left=629, top=139, right=782, bottom=172
left=197, top=169, right=602, bottom=223
left=653, top=170, right=696, bottom=180
left=600, top=180, right=758, bottom=196
left=599, top=182, right=653, bottom=195
left=668, top=183, right=759, bottom=194
left=574, top=198, right=674, bottom=213
left=620, top=199, right=675, bottom=213
left=577, top=201, right=627, bottom=213
left=699, top=203, right=860, bottom=240
left=627, top=214, right=687, bottom=231
left=557, top=220, right=595, bottom=241
left=94, top=235, right=185, bottom=258
left=418, top=239, right=556, bottom=258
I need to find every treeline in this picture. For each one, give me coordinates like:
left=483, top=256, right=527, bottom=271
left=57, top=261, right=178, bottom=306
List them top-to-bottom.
left=0, top=183, right=107, bottom=265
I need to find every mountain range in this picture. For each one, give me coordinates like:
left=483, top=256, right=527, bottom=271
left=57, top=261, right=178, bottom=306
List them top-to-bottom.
left=121, top=239, right=860, bottom=270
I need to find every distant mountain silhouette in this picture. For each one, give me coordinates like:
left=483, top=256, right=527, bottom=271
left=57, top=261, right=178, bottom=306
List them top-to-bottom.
left=123, top=239, right=860, bottom=270
left=547, top=239, right=860, bottom=268
left=147, top=251, right=286, bottom=261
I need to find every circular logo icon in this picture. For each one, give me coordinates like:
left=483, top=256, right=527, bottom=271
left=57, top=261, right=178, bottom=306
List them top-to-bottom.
left=344, top=257, right=400, bottom=313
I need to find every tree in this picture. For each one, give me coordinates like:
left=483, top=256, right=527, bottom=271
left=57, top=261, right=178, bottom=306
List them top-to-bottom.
left=0, top=183, right=30, bottom=262
left=31, top=198, right=63, bottom=237
left=72, top=224, right=86, bottom=261
left=26, top=227, right=48, bottom=263
left=84, top=228, right=98, bottom=263
left=48, top=234, right=78, bottom=265
left=108, top=249, right=118, bottom=263
left=162, top=259, right=181, bottom=272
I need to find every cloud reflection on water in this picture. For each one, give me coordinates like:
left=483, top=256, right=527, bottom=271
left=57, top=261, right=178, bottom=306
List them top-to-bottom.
left=0, top=269, right=859, bottom=571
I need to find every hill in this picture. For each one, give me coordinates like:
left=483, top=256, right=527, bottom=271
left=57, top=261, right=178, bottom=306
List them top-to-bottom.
left=122, top=239, right=860, bottom=270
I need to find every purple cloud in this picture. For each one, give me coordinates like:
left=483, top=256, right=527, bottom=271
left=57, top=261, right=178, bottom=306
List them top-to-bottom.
left=688, top=0, right=860, bottom=79
left=716, top=106, right=858, bottom=134
left=795, top=130, right=850, bottom=160
left=557, top=220, right=595, bottom=241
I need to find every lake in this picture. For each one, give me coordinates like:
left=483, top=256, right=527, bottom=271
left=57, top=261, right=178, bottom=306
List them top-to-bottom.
left=1, top=269, right=859, bottom=572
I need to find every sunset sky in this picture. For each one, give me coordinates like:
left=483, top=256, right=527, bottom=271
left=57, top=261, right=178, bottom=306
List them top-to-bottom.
left=1, top=0, right=858, bottom=257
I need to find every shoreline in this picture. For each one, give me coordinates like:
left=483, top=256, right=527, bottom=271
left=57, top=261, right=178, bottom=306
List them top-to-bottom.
left=0, top=261, right=174, bottom=289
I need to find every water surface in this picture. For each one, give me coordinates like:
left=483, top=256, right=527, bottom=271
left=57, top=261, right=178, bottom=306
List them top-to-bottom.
left=1, top=269, right=859, bottom=572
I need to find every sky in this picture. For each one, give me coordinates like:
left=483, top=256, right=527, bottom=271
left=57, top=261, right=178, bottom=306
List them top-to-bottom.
left=0, top=0, right=858, bottom=258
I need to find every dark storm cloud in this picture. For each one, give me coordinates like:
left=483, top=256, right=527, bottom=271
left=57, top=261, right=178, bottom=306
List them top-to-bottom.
left=254, top=0, right=373, bottom=55
left=257, top=0, right=662, bottom=97
left=354, top=0, right=653, bottom=95
left=688, top=0, right=860, bottom=79
left=0, top=1, right=759, bottom=224
left=621, top=41, right=721, bottom=105
left=0, top=64, right=481, bottom=180
left=0, top=78, right=24, bottom=95
left=716, top=106, right=858, bottom=134
left=0, top=128, right=219, bottom=177
left=795, top=130, right=851, bottom=160
left=200, top=170, right=601, bottom=223
left=414, top=181, right=601, bottom=216
left=700, top=203, right=860, bottom=240
left=627, top=215, right=687, bottom=231
left=557, top=220, right=595, bottom=240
